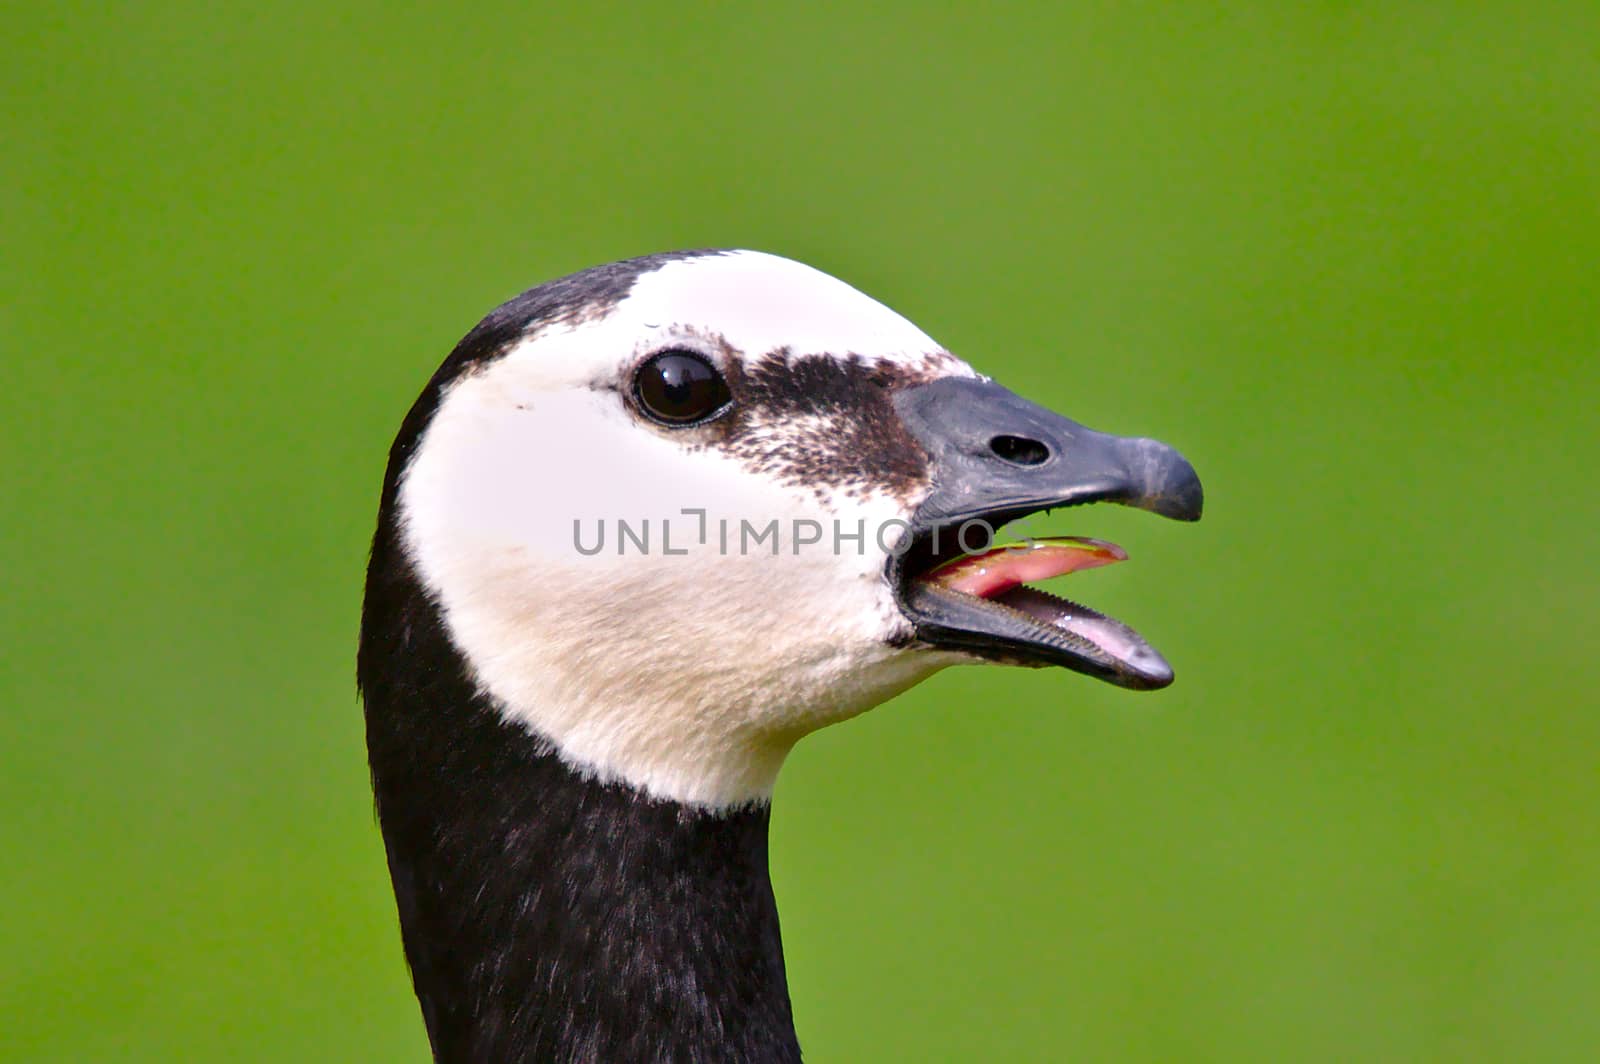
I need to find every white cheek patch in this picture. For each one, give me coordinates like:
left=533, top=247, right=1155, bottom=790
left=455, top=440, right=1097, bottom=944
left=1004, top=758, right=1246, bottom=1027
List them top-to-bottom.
left=394, top=250, right=985, bottom=809
left=400, top=357, right=951, bottom=809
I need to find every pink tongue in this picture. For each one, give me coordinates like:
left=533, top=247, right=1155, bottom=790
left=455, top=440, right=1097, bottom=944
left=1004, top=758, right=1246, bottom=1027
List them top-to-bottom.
left=925, top=537, right=1127, bottom=599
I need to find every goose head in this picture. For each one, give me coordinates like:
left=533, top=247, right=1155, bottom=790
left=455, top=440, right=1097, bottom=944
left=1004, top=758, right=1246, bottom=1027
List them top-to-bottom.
left=389, top=249, right=1201, bottom=810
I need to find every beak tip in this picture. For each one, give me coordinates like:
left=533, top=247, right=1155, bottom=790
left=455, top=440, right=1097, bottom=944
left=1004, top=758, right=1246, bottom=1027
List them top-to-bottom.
left=1130, top=441, right=1204, bottom=522
left=1169, top=476, right=1204, bottom=522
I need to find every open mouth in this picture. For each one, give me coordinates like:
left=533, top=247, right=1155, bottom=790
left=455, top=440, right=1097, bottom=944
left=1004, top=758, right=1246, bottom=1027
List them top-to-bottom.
left=888, top=374, right=1202, bottom=690
left=893, top=513, right=1189, bottom=691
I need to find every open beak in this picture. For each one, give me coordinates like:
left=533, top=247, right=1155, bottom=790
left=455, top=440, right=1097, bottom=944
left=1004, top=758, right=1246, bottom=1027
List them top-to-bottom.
left=890, top=376, right=1203, bottom=690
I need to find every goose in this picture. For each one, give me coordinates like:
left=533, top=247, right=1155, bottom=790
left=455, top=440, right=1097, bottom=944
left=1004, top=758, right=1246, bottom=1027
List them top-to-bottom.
left=358, top=249, right=1203, bottom=1062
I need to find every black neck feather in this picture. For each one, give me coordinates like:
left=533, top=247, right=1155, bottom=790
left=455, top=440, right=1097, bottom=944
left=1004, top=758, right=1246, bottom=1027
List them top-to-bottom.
left=359, top=505, right=800, bottom=1063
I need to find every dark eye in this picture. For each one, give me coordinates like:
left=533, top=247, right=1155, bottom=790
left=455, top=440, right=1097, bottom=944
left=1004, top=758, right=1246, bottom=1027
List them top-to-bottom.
left=633, top=351, right=732, bottom=425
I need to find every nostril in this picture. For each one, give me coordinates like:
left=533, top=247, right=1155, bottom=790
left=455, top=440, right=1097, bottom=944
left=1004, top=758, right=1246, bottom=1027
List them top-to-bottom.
left=989, top=434, right=1050, bottom=466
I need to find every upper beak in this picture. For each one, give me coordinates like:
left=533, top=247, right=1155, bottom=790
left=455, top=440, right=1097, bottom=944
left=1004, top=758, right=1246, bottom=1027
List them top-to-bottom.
left=889, top=375, right=1202, bottom=689
left=893, top=376, right=1203, bottom=529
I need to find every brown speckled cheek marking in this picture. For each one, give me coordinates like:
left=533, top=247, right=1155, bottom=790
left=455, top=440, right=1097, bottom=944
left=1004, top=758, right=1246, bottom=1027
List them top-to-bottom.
left=711, top=348, right=962, bottom=503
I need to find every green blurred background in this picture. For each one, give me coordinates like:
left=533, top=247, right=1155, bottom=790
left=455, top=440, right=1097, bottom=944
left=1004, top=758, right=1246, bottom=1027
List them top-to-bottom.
left=6, top=2, right=1598, bottom=1060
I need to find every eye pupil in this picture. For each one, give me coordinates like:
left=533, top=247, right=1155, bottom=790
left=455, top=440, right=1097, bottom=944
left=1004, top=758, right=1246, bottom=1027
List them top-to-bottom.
left=635, top=351, right=731, bottom=424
